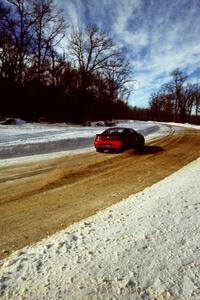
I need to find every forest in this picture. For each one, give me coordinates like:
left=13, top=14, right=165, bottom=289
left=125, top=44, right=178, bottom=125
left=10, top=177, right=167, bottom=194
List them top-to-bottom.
left=0, top=0, right=200, bottom=124
left=0, top=0, right=135, bottom=123
left=149, top=69, right=200, bottom=124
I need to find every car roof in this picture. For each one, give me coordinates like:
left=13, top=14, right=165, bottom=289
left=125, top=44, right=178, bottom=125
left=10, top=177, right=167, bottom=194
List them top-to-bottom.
left=102, top=127, right=136, bottom=134
left=105, top=127, right=134, bottom=130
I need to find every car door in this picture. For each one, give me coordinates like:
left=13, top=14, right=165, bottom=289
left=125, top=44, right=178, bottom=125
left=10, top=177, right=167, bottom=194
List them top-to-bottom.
left=123, top=129, right=132, bottom=148
left=129, top=129, right=139, bottom=147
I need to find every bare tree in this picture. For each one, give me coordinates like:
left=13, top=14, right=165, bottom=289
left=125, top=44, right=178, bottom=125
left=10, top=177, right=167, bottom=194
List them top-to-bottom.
left=4, top=0, right=34, bottom=85
left=30, top=0, right=66, bottom=84
left=0, top=3, right=16, bottom=81
left=0, top=5, right=135, bottom=122
left=69, top=25, right=121, bottom=86
left=69, top=25, right=134, bottom=120
left=102, top=58, right=134, bottom=121
left=104, top=59, right=133, bottom=99
left=149, top=69, right=200, bottom=123
left=169, top=69, right=188, bottom=121
left=185, top=83, right=200, bottom=117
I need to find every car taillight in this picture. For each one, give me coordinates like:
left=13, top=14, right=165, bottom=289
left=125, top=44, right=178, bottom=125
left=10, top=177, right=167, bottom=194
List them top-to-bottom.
left=96, top=135, right=104, bottom=141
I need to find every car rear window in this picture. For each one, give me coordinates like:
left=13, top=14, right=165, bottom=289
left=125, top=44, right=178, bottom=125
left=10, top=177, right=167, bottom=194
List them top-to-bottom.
left=102, top=128, right=124, bottom=135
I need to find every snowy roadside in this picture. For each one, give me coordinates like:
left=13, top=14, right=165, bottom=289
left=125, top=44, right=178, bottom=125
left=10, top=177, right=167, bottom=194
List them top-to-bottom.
left=0, top=120, right=150, bottom=161
left=0, top=120, right=153, bottom=147
left=0, top=121, right=171, bottom=166
left=163, top=122, right=200, bottom=130
left=1, top=156, right=200, bottom=300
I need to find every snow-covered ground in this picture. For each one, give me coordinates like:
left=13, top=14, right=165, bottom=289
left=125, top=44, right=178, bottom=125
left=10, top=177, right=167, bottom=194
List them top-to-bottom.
left=0, top=120, right=171, bottom=163
left=0, top=120, right=156, bottom=147
left=0, top=121, right=200, bottom=300
left=164, top=122, right=200, bottom=130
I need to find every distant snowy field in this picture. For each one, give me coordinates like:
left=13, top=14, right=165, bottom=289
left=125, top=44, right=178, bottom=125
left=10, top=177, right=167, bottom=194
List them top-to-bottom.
left=0, top=120, right=171, bottom=161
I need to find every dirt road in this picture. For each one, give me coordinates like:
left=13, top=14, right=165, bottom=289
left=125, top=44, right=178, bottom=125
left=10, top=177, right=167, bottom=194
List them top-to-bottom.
left=0, top=126, right=200, bottom=259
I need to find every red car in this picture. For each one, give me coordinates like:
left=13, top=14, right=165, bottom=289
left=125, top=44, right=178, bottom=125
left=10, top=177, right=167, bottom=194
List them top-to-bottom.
left=94, top=127, right=145, bottom=152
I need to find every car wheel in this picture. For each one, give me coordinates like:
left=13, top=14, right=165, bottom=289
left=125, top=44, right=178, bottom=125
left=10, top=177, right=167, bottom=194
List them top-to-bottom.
left=136, top=136, right=144, bottom=152
left=119, top=141, right=126, bottom=152
left=118, top=147, right=124, bottom=153
left=96, top=148, right=104, bottom=153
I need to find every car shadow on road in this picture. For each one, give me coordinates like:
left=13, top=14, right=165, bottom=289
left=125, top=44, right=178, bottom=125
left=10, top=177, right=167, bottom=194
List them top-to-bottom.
left=99, top=145, right=165, bottom=155
left=136, top=145, right=165, bottom=155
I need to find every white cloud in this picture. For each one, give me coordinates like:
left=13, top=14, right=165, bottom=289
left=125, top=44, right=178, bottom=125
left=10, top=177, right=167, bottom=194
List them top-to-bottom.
left=55, top=0, right=200, bottom=107
left=56, top=0, right=85, bottom=28
left=111, top=0, right=142, bottom=40
left=122, top=31, right=149, bottom=49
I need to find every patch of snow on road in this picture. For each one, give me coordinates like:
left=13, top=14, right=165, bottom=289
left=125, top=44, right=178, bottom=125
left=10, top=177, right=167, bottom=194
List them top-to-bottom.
left=1, top=158, right=200, bottom=300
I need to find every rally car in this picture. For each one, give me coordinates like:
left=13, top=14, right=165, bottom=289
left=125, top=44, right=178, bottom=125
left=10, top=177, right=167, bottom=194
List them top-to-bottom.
left=94, top=127, right=144, bottom=152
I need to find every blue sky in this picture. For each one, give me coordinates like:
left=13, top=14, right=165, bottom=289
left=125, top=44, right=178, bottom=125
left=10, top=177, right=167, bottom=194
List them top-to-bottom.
left=56, top=0, right=200, bottom=108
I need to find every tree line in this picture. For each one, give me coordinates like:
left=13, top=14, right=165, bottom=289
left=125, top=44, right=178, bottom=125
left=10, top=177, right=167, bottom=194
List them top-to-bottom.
left=0, top=0, right=134, bottom=123
left=1, top=1, right=200, bottom=125
left=129, top=69, right=200, bottom=125
left=149, top=69, right=200, bottom=124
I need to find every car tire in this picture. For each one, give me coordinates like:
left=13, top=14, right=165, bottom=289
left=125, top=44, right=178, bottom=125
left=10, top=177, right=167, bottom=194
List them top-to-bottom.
left=136, top=136, right=144, bottom=152
left=119, top=142, right=126, bottom=152
left=96, top=148, right=104, bottom=153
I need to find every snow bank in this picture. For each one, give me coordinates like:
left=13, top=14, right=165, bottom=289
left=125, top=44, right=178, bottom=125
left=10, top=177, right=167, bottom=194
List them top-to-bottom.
left=0, top=118, right=26, bottom=126
left=0, top=121, right=170, bottom=160
left=0, top=121, right=159, bottom=147
left=162, top=122, right=200, bottom=130
left=0, top=123, right=101, bottom=146
left=1, top=158, right=200, bottom=300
